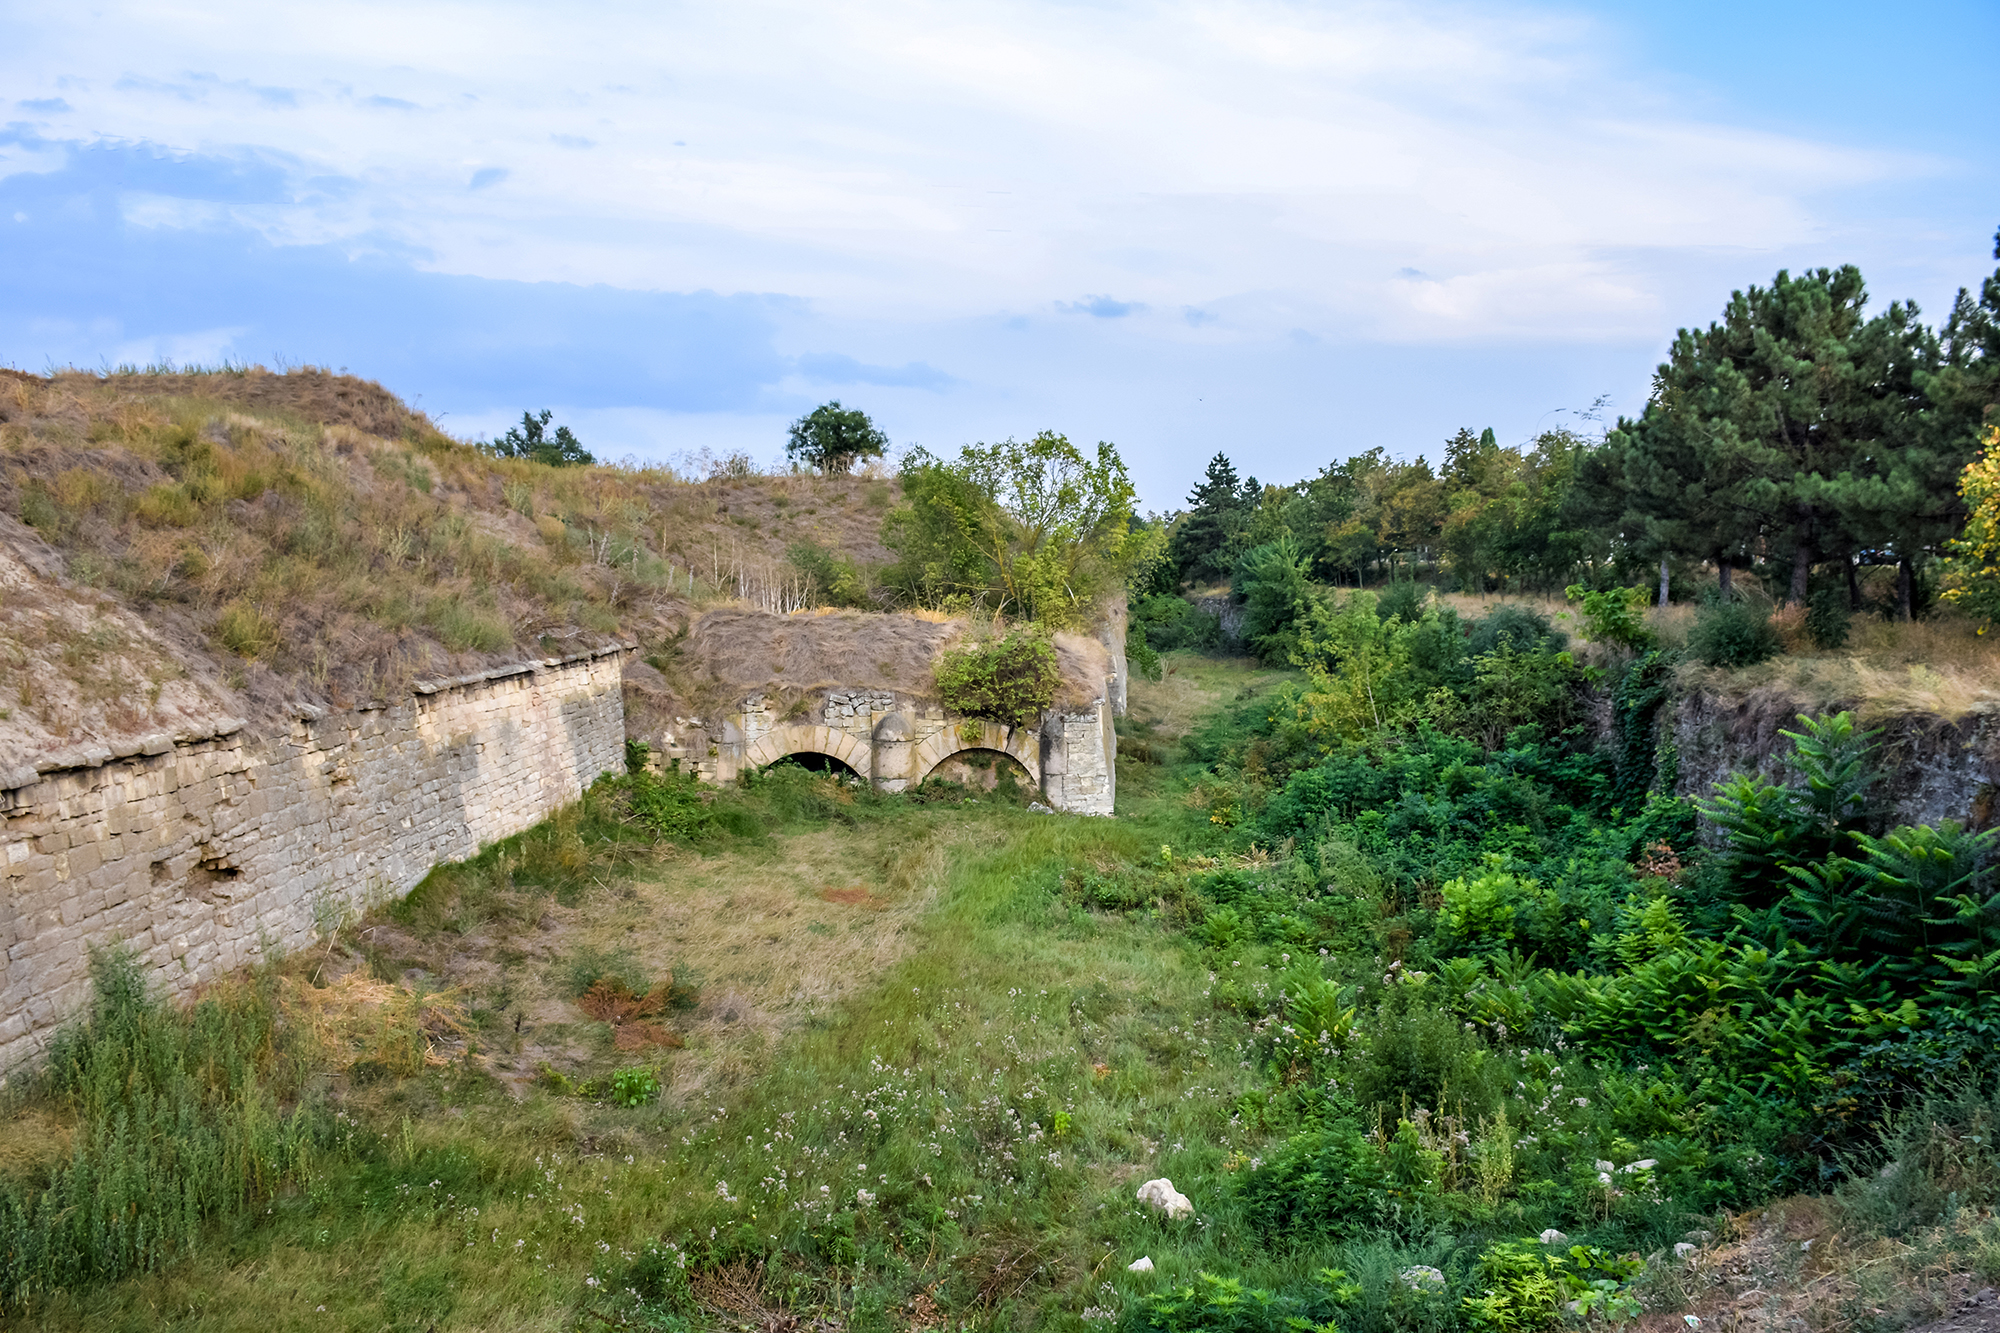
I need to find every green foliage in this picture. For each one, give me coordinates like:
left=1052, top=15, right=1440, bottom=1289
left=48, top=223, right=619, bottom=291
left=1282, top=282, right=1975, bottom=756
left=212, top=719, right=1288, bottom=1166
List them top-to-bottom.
left=785, top=400, right=889, bottom=475
left=489, top=409, right=592, bottom=466
left=1941, top=426, right=2000, bottom=627
left=883, top=431, right=1151, bottom=626
left=1170, top=453, right=1260, bottom=588
left=1235, top=536, right=1319, bottom=663
left=786, top=539, right=872, bottom=607
left=1565, top=585, right=1654, bottom=650
left=1806, top=585, right=1852, bottom=649
left=1135, top=594, right=1224, bottom=653
left=1687, top=600, right=1780, bottom=667
left=934, top=628, right=1059, bottom=727
left=1698, top=712, right=1875, bottom=905
left=625, top=737, right=652, bottom=774
left=627, top=768, right=716, bottom=842
left=1441, top=858, right=1555, bottom=954
left=0, top=948, right=331, bottom=1309
left=610, top=1066, right=662, bottom=1108
left=1241, top=1130, right=1385, bottom=1241
left=1462, top=1240, right=1643, bottom=1333
left=1134, top=1270, right=1337, bottom=1332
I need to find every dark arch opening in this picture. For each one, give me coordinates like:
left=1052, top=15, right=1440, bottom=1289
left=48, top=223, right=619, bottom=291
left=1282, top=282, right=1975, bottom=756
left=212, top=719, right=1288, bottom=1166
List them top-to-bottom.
left=918, top=748, right=1037, bottom=805
left=769, top=750, right=861, bottom=779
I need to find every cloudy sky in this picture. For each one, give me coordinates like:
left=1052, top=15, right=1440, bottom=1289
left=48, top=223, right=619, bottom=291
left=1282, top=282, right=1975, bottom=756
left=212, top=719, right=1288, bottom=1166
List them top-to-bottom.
left=3, top=0, right=1994, bottom=506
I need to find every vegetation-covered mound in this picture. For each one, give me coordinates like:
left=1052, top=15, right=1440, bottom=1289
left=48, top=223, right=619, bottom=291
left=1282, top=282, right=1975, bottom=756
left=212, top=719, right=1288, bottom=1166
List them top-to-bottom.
left=0, top=368, right=1136, bottom=769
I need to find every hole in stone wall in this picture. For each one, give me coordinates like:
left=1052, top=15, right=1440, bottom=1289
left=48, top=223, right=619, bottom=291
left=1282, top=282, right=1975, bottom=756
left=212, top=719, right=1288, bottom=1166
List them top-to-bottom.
left=770, top=751, right=860, bottom=779
left=149, top=860, right=170, bottom=885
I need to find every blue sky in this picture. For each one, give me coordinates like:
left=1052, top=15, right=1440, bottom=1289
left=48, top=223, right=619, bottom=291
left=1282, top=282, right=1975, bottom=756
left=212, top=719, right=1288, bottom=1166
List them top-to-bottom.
left=3, top=0, right=1994, bottom=508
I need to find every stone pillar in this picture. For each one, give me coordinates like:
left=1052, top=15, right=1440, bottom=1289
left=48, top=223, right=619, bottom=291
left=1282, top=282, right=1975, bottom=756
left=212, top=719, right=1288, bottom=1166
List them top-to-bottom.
left=871, top=712, right=914, bottom=792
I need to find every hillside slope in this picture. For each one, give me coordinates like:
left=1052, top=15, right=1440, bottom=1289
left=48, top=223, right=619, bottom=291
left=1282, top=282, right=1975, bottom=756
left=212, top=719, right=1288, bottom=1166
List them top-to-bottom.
left=0, top=367, right=1005, bottom=774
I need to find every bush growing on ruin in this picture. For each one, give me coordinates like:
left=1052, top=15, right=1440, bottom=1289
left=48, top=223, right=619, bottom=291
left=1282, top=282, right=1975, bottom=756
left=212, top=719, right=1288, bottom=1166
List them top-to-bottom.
left=934, top=628, right=1059, bottom=727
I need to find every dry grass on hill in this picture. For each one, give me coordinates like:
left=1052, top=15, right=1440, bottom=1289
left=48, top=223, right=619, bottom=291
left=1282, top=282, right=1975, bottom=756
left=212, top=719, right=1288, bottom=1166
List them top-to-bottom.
left=0, top=367, right=941, bottom=765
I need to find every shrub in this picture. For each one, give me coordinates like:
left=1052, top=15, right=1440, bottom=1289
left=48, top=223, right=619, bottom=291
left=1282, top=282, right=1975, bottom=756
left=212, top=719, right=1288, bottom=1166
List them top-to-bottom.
left=1234, top=536, right=1317, bottom=663
left=787, top=540, right=872, bottom=608
left=1376, top=579, right=1426, bottom=624
left=1565, top=584, right=1654, bottom=650
left=1806, top=585, right=1852, bottom=649
left=1134, top=594, right=1224, bottom=653
left=1688, top=600, right=1781, bottom=667
left=213, top=601, right=279, bottom=658
left=1466, top=605, right=1564, bottom=658
left=934, top=628, right=1059, bottom=727
left=626, top=769, right=714, bottom=841
left=610, top=1066, right=662, bottom=1107
left=1837, top=1084, right=2000, bottom=1233
left=1240, top=1127, right=1386, bottom=1241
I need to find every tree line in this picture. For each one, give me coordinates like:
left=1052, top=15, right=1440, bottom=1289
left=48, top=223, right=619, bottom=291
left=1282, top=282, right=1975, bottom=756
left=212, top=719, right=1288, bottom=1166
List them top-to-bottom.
left=1154, top=233, right=2000, bottom=623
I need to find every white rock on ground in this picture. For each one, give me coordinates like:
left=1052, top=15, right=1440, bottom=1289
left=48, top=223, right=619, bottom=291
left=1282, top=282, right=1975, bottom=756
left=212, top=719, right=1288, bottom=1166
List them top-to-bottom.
left=1136, top=1178, right=1194, bottom=1220
left=1540, top=1229, right=1569, bottom=1245
left=1128, top=1256, right=1155, bottom=1273
left=1399, top=1266, right=1445, bottom=1288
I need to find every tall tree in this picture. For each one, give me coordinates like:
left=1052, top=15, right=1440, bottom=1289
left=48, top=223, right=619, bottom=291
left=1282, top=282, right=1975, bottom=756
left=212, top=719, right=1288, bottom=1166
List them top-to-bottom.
left=1611, top=267, right=1875, bottom=605
left=786, top=401, right=889, bottom=475
left=882, top=432, right=1148, bottom=627
left=1168, top=453, right=1256, bottom=587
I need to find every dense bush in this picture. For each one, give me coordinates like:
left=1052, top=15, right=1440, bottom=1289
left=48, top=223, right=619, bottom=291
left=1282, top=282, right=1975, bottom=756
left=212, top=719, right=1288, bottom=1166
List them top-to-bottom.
left=1234, top=536, right=1318, bottom=663
left=786, top=539, right=873, bottom=608
left=1565, top=584, right=1654, bottom=650
left=1806, top=584, right=1852, bottom=648
left=1133, top=594, right=1224, bottom=653
left=1688, top=600, right=1780, bottom=667
left=934, top=628, right=1060, bottom=727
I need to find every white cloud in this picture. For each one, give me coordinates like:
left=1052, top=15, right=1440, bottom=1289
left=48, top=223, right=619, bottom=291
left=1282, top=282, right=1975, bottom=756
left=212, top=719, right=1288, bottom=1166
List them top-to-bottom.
left=2, top=0, right=1938, bottom=343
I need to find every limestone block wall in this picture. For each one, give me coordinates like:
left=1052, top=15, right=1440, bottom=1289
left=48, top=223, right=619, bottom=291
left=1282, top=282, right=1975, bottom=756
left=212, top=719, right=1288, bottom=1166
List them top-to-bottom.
left=0, top=644, right=630, bottom=1072
left=653, top=686, right=1115, bottom=815
left=1040, top=702, right=1116, bottom=815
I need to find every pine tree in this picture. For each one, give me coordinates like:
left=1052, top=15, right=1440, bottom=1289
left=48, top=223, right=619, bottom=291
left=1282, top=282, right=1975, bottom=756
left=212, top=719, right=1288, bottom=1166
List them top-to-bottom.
left=1608, top=267, right=1876, bottom=605
left=1168, top=452, right=1255, bottom=587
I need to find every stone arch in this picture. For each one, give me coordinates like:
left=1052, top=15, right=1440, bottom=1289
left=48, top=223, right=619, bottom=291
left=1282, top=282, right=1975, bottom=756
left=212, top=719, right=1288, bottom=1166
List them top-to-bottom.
left=909, top=719, right=1041, bottom=791
left=742, top=723, right=872, bottom=777
left=923, top=746, right=1038, bottom=795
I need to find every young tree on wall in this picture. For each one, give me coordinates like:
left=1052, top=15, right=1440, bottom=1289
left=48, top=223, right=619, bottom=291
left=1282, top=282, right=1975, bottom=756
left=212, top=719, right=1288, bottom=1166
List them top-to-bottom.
left=786, top=401, right=890, bottom=476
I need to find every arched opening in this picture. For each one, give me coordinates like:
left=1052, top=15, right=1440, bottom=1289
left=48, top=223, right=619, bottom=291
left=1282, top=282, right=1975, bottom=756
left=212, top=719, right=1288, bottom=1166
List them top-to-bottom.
left=918, top=748, right=1038, bottom=805
left=767, top=750, right=862, bottom=780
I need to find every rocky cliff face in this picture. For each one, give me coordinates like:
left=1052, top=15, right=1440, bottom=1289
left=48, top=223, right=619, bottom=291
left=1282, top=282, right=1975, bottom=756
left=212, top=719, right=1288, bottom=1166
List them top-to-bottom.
left=1668, top=685, right=2000, bottom=833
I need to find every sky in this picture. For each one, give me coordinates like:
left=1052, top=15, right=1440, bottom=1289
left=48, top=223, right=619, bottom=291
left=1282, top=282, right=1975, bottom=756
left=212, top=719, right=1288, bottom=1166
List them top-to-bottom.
left=3, top=0, right=1995, bottom=508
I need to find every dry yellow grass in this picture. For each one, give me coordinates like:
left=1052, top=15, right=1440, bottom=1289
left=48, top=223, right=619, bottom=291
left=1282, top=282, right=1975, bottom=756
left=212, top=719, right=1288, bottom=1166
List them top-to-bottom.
left=1654, top=605, right=2000, bottom=722
left=361, top=817, right=961, bottom=1103
left=279, top=972, right=470, bottom=1074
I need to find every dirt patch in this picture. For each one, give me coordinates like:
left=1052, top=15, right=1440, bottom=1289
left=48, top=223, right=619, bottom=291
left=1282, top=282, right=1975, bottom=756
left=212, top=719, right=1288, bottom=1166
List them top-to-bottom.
left=820, top=885, right=885, bottom=908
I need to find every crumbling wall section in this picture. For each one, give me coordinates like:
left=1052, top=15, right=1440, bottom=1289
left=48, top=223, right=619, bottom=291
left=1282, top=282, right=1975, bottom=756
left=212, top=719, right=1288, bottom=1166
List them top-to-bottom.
left=0, top=645, right=628, bottom=1072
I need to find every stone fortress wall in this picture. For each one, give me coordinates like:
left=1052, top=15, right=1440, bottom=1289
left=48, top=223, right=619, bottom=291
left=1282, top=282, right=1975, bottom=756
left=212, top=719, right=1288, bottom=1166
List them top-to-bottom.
left=0, top=645, right=629, bottom=1072
left=654, top=688, right=1117, bottom=816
